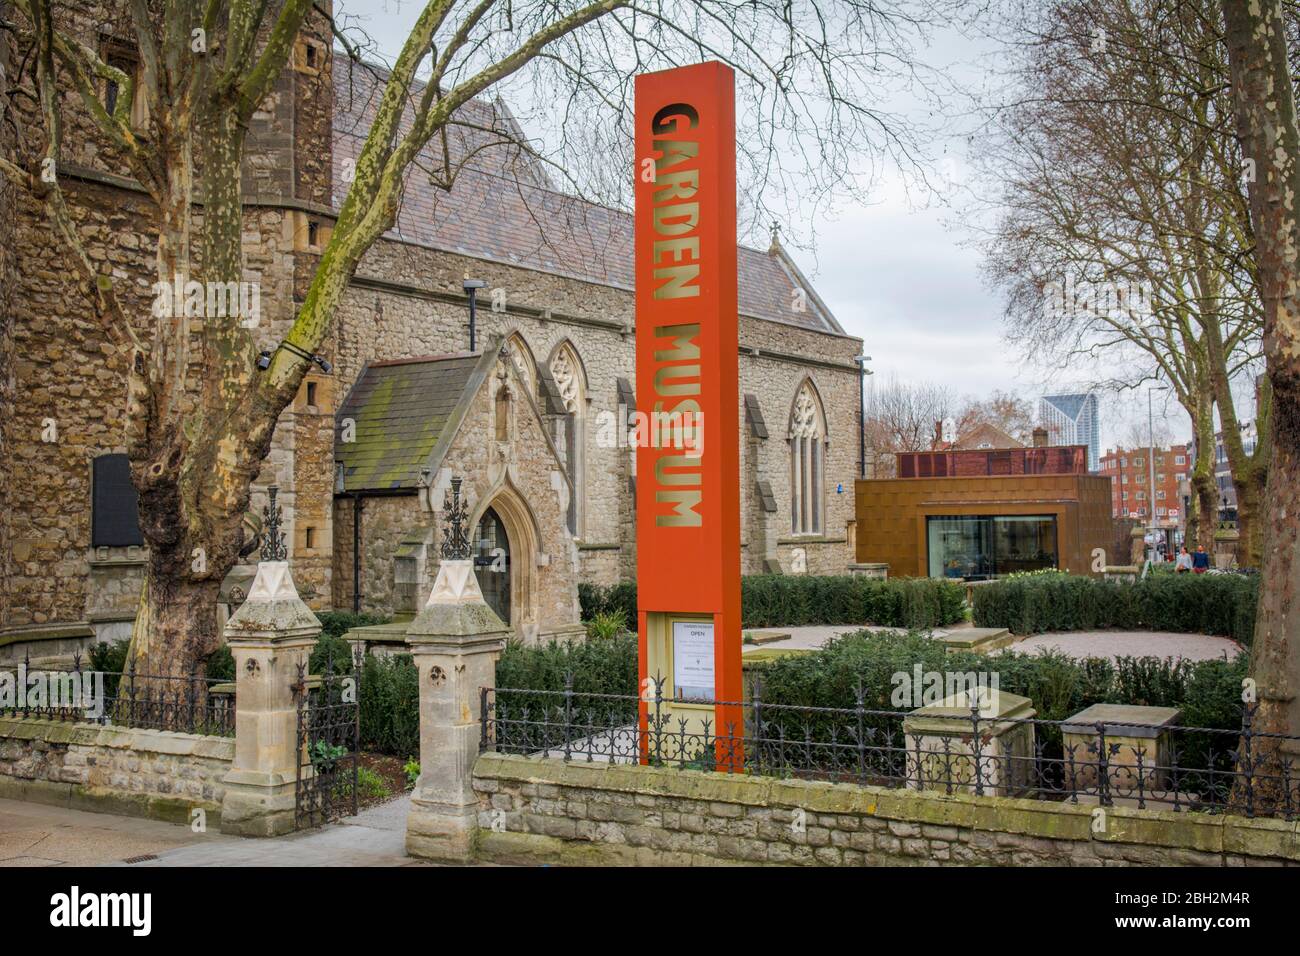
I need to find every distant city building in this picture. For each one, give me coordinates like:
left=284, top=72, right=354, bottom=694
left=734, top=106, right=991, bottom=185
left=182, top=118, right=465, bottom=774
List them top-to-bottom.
left=1039, top=393, right=1101, bottom=472
left=1177, top=421, right=1257, bottom=525
left=1186, top=421, right=1257, bottom=517
left=868, top=427, right=1103, bottom=580
left=1099, top=444, right=1190, bottom=529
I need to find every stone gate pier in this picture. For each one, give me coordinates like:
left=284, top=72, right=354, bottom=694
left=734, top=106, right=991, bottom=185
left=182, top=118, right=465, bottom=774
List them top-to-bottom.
left=405, top=482, right=510, bottom=862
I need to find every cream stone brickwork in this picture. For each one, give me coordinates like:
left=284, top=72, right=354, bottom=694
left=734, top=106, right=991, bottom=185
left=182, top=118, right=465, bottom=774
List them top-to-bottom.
left=0, top=15, right=17, bottom=636
left=330, top=240, right=863, bottom=592
left=331, top=351, right=583, bottom=642
left=0, top=717, right=234, bottom=825
left=472, top=753, right=1300, bottom=867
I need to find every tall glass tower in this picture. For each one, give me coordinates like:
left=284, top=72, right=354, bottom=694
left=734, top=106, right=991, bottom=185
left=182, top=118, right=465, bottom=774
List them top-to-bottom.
left=1039, top=393, right=1101, bottom=472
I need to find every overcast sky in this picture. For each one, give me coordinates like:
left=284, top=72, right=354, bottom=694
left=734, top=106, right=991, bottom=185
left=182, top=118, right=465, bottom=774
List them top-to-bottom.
left=339, top=1, right=1196, bottom=450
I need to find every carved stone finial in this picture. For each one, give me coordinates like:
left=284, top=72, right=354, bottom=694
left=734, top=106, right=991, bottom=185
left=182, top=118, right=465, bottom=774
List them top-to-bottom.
left=440, top=477, right=471, bottom=560
left=260, top=485, right=288, bottom=562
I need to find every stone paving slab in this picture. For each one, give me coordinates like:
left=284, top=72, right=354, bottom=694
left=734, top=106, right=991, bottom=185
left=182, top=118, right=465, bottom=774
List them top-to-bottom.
left=740, top=624, right=903, bottom=653
left=737, top=625, right=1242, bottom=665
left=1012, top=631, right=1243, bottom=662
left=0, top=794, right=437, bottom=867
left=125, top=797, right=430, bottom=867
left=0, top=798, right=224, bottom=866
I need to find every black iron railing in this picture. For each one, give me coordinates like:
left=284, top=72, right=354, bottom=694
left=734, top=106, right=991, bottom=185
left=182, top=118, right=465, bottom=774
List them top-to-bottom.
left=293, top=646, right=362, bottom=830
left=0, top=651, right=234, bottom=737
left=481, top=676, right=1300, bottom=820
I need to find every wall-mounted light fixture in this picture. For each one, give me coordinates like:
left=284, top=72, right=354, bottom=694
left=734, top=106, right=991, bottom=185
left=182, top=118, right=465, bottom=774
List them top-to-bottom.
left=257, top=341, right=332, bottom=373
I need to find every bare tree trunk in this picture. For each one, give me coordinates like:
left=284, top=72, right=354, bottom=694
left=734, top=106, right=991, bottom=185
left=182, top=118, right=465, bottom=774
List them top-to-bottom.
left=1221, top=0, right=1300, bottom=748
left=1207, top=316, right=1268, bottom=565
left=1190, top=389, right=1219, bottom=551
left=128, top=552, right=223, bottom=681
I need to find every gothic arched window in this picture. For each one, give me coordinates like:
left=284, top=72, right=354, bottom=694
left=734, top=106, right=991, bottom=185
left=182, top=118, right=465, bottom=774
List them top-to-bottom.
left=505, top=332, right=537, bottom=398
left=549, top=341, right=587, bottom=537
left=789, top=381, right=827, bottom=535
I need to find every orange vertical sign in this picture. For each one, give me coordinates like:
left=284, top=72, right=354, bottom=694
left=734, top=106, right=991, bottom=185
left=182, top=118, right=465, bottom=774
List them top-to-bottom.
left=634, top=62, right=742, bottom=767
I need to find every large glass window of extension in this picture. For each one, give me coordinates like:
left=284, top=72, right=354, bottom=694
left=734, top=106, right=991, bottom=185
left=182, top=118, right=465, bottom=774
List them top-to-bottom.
left=926, top=515, right=1058, bottom=580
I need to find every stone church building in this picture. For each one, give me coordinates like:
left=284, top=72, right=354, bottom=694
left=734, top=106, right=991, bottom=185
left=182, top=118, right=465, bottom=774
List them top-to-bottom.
left=0, top=7, right=864, bottom=653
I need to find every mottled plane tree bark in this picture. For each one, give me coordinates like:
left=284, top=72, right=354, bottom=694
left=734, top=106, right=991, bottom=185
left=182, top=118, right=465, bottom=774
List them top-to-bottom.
left=0, top=0, right=949, bottom=678
left=1221, top=0, right=1300, bottom=741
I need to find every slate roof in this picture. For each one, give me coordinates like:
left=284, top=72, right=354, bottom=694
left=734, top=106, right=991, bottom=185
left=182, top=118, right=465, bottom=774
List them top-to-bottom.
left=331, top=61, right=845, bottom=334
left=334, top=352, right=491, bottom=493
left=954, top=422, right=1023, bottom=450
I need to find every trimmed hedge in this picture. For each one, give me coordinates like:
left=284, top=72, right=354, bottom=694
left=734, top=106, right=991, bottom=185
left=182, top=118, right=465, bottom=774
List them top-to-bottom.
left=971, top=572, right=1258, bottom=643
left=580, top=575, right=966, bottom=630
left=742, top=575, right=965, bottom=629
left=753, top=628, right=1249, bottom=730
left=296, top=629, right=421, bottom=758
left=750, top=629, right=1249, bottom=784
left=496, top=630, right=638, bottom=697
left=357, top=653, right=420, bottom=758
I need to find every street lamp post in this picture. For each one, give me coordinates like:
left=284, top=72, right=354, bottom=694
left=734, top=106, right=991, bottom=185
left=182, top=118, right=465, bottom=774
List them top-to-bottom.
left=854, top=355, right=873, bottom=478
left=1147, top=385, right=1166, bottom=560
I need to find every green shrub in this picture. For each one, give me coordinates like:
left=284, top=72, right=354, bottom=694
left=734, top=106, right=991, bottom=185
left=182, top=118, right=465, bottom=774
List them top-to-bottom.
left=971, top=572, right=1258, bottom=643
left=579, top=576, right=966, bottom=630
left=578, top=582, right=638, bottom=624
left=585, top=608, right=629, bottom=641
left=83, top=614, right=389, bottom=683
left=750, top=629, right=1248, bottom=771
left=753, top=629, right=1248, bottom=727
left=308, top=631, right=361, bottom=676
left=495, top=632, right=640, bottom=726
left=496, top=632, right=638, bottom=698
left=309, top=633, right=641, bottom=759
left=88, top=638, right=130, bottom=674
left=86, top=639, right=234, bottom=689
left=204, top=644, right=235, bottom=681
left=357, top=653, right=420, bottom=757
left=310, top=741, right=347, bottom=772
left=355, top=766, right=392, bottom=801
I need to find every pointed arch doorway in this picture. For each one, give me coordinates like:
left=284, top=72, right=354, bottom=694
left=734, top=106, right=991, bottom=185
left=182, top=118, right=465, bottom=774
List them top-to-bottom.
left=468, top=484, right=542, bottom=638
left=472, top=507, right=511, bottom=624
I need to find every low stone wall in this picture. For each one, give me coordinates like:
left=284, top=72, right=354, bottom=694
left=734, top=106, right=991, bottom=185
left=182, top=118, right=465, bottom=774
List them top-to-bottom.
left=0, top=717, right=234, bottom=825
left=473, top=753, right=1300, bottom=866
